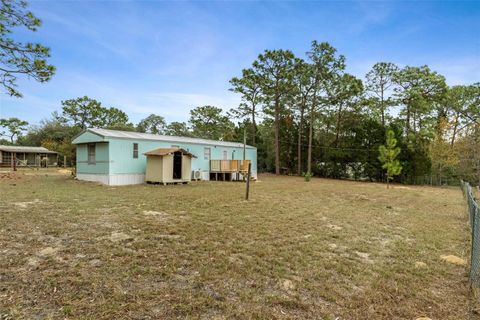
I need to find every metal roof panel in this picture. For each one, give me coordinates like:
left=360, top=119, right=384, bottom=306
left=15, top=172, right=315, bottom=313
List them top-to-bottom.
left=87, top=128, right=256, bottom=149
left=0, top=145, right=57, bottom=153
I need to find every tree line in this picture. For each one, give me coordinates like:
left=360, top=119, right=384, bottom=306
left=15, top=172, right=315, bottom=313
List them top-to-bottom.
left=1, top=1, right=478, bottom=185
left=1, top=40, right=479, bottom=186
left=226, top=41, right=479, bottom=185
left=0, top=97, right=241, bottom=165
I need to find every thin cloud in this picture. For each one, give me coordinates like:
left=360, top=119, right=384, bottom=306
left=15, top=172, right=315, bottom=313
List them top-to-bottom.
left=431, top=57, right=480, bottom=86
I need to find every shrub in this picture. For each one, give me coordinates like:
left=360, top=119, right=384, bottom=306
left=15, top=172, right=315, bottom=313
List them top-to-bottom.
left=302, top=171, right=313, bottom=182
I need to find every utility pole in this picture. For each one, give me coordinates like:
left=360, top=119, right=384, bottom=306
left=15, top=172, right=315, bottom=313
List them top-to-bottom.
left=243, top=125, right=246, bottom=161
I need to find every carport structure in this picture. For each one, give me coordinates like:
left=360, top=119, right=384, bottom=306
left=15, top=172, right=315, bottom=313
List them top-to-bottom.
left=0, top=145, right=58, bottom=169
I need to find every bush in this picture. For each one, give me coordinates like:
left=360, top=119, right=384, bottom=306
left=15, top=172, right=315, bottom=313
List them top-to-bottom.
left=302, top=171, right=313, bottom=182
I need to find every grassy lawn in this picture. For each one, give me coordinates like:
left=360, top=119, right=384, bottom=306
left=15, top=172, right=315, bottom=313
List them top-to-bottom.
left=0, top=170, right=472, bottom=319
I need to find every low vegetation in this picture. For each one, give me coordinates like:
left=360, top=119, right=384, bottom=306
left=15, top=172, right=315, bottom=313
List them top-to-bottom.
left=0, top=170, right=472, bottom=319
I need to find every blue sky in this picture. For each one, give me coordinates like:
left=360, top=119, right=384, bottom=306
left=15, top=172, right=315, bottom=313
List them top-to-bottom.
left=0, top=0, right=479, bottom=127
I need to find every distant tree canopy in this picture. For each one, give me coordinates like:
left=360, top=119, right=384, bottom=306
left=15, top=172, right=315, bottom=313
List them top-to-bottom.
left=0, top=0, right=55, bottom=97
left=8, top=40, right=480, bottom=185
left=225, top=40, right=479, bottom=185
left=61, top=96, right=131, bottom=129
left=189, top=105, right=235, bottom=141
left=18, top=114, right=80, bottom=164
left=137, top=114, right=167, bottom=134
left=0, top=117, right=28, bottom=143
left=165, top=121, right=191, bottom=137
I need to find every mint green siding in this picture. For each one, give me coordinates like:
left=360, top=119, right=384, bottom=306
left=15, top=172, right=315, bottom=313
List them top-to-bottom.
left=73, top=131, right=106, bottom=144
left=107, top=138, right=257, bottom=174
left=109, top=139, right=158, bottom=174
left=76, top=142, right=109, bottom=174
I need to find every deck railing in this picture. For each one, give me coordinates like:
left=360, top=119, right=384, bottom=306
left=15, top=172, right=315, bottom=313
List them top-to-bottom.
left=209, top=160, right=251, bottom=173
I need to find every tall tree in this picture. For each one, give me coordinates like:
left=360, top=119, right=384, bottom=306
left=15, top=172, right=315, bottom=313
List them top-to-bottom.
left=0, top=0, right=55, bottom=97
left=305, top=41, right=346, bottom=174
left=252, top=49, right=296, bottom=175
left=292, top=59, right=315, bottom=175
left=365, top=62, right=398, bottom=126
left=393, top=66, right=446, bottom=136
left=229, top=68, right=263, bottom=146
left=328, top=73, right=364, bottom=147
left=459, top=83, right=480, bottom=130
left=460, top=83, right=480, bottom=186
left=447, top=85, right=467, bottom=146
left=61, top=96, right=130, bottom=129
left=61, top=96, right=102, bottom=128
left=189, top=105, right=234, bottom=140
left=101, top=107, right=130, bottom=128
left=137, top=114, right=167, bottom=134
left=0, top=117, right=28, bottom=143
left=430, top=117, right=458, bottom=185
left=165, top=121, right=192, bottom=137
left=379, top=129, right=402, bottom=188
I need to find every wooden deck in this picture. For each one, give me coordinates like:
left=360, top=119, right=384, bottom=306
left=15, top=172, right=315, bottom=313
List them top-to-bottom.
left=209, top=160, right=251, bottom=181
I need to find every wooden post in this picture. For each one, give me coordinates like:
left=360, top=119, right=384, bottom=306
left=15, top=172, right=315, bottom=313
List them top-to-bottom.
left=12, top=152, right=17, bottom=171
left=64, top=155, right=67, bottom=168
left=245, top=162, right=251, bottom=200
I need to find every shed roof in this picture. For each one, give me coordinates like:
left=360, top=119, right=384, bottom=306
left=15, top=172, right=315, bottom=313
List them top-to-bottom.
left=74, top=128, right=256, bottom=149
left=0, top=145, right=57, bottom=154
left=144, top=147, right=196, bottom=158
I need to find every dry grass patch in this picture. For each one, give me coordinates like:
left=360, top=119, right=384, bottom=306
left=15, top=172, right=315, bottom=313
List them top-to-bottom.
left=0, top=172, right=473, bottom=319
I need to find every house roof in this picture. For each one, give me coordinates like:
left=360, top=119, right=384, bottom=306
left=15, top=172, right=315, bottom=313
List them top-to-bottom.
left=75, top=128, right=256, bottom=149
left=0, top=145, right=57, bottom=154
left=144, top=147, right=196, bottom=158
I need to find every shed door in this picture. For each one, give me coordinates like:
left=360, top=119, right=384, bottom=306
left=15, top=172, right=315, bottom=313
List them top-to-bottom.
left=173, top=152, right=182, bottom=179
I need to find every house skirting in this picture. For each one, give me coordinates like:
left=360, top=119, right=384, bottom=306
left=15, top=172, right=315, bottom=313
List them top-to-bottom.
left=76, top=173, right=145, bottom=186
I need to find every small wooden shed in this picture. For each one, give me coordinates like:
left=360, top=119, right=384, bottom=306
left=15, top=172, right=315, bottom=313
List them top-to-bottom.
left=144, top=148, right=196, bottom=184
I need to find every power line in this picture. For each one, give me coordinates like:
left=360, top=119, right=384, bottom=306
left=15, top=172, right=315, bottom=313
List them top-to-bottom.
left=257, top=136, right=380, bottom=152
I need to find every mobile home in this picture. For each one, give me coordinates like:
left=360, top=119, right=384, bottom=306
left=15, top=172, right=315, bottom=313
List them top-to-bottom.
left=72, top=128, right=257, bottom=186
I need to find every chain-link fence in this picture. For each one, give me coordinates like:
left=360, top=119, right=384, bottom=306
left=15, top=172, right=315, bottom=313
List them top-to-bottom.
left=411, top=175, right=461, bottom=186
left=461, top=180, right=480, bottom=287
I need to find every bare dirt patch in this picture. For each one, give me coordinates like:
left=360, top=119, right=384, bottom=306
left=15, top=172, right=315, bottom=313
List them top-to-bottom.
left=13, top=199, right=41, bottom=209
left=142, top=210, right=169, bottom=216
left=325, top=223, right=343, bottom=231
left=108, top=232, right=134, bottom=242
left=440, top=254, right=467, bottom=266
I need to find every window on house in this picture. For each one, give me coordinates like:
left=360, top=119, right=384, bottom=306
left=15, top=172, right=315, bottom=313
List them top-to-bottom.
left=133, top=143, right=138, bottom=159
left=88, top=144, right=96, bottom=164
left=204, top=147, right=211, bottom=160
left=223, top=150, right=228, bottom=160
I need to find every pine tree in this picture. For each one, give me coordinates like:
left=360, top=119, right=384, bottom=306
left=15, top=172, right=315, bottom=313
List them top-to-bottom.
left=378, top=130, right=402, bottom=188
